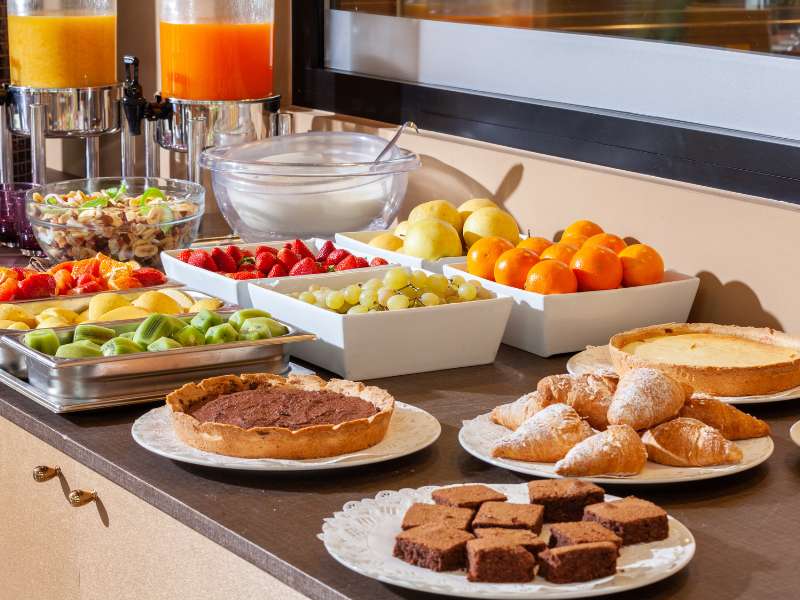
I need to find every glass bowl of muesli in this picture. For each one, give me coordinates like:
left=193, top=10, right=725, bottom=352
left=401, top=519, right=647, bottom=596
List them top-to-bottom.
left=26, top=177, right=204, bottom=267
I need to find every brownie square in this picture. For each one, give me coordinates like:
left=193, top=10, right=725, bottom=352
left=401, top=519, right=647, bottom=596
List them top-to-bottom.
left=527, top=479, right=605, bottom=523
left=432, top=484, right=507, bottom=509
left=583, top=496, right=669, bottom=546
left=472, top=502, right=544, bottom=534
left=401, top=503, right=474, bottom=531
left=548, top=521, right=623, bottom=553
left=394, top=524, right=475, bottom=571
left=474, top=527, right=547, bottom=557
left=466, top=538, right=536, bottom=583
left=538, top=542, right=618, bottom=584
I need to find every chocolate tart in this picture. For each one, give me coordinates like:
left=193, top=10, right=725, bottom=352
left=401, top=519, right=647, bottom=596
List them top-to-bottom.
left=609, top=323, right=800, bottom=396
left=166, top=373, right=394, bottom=459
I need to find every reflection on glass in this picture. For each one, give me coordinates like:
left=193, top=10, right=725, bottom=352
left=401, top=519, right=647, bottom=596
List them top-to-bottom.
left=332, top=1, right=800, bottom=55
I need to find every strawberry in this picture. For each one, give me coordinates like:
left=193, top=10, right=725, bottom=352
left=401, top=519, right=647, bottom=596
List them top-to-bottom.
left=290, top=239, right=314, bottom=260
left=315, top=240, right=336, bottom=262
left=224, top=245, right=243, bottom=264
left=255, top=245, right=278, bottom=256
left=211, top=247, right=238, bottom=273
left=277, top=248, right=300, bottom=270
left=324, top=248, right=351, bottom=267
left=177, top=249, right=192, bottom=263
left=240, top=249, right=254, bottom=258
left=187, top=250, right=218, bottom=272
left=255, top=252, right=276, bottom=273
left=334, top=255, right=359, bottom=271
left=354, top=256, right=369, bottom=269
left=289, top=257, right=322, bottom=276
left=370, top=257, right=389, bottom=267
left=267, top=263, right=288, bottom=278
left=130, top=267, right=166, bottom=287
left=227, top=271, right=260, bottom=280
left=16, top=273, right=56, bottom=299
left=76, top=273, right=99, bottom=287
left=0, top=279, right=16, bottom=301
left=73, top=281, right=102, bottom=295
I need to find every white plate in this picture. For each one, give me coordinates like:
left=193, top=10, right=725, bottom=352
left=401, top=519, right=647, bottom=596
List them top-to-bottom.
left=566, top=346, right=800, bottom=405
left=132, top=402, right=441, bottom=471
left=459, top=412, right=774, bottom=485
left=790, top=421, right=800, bottom=447
left=319, top=483, right=695, bottom=599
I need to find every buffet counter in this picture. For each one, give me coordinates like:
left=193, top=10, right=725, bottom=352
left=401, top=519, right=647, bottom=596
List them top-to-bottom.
left=2, top=345, right=798, bottom=600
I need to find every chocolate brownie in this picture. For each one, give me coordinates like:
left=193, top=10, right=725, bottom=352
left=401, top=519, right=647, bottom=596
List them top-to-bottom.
left=527, top=479, right=605, bottom=523
left=432, top=484, right=507, bottom=509
left=583, top=496, right=669, bottom=545
left=472, top=502, right=544, bottom=534
left=401, top=503, right=474, bottom=530
left=548, top=521, right=622, bottom=553
left=394, top=524, right=475, bottom=571
left=474, top=528, right=547, bottom=557
left=466, top=538, right=536, bottom=583
left=537, top=542, right=618, bottom=584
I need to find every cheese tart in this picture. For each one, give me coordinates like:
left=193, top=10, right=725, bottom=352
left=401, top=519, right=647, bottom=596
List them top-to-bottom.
left=609, top=323, right=800, bottom=397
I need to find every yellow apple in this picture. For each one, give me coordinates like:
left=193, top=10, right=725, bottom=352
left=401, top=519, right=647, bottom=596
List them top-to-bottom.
left=458, top=198, right=498, bottom=227
left=408, top=200, right=462, bottom=232
left=462, top=207, right=520, bottom=248
left=403, top=218, right=464, bottom=260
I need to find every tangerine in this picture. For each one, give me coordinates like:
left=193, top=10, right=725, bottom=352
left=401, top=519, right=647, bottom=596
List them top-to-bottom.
left=563, top=219, right=603, bottom=240
left=584, top=232, right=628, bottom=254
left=559, top=233, right=588, bottom=247
left=467, top=236, right=515, bottom=280
left=517, top=236, right=552, bottom=255
left=540, top=242, right=580, bottom=265
left=618, top=243, right=664, bottom=286
left=570, top=245, right=623, bottom=291
left=494, top=248, right=540, bottom=289
left=524, top=260, right=578, bottom=295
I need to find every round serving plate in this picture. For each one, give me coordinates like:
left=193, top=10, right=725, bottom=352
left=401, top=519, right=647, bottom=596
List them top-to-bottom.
left=566, top=346, right=800, bottom=405
left=132, top=402, right=440, bottom=471
left=459, top=413, right=773, bottom=485
left=790, top=421, right=800, bottom=447
left=319, top=483, right=695, bottom=599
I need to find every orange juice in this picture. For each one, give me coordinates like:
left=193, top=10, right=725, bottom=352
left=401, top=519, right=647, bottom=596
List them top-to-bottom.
left=8, top=15, right=117, bottom=88
left=160, top=21, right=273, bottom=101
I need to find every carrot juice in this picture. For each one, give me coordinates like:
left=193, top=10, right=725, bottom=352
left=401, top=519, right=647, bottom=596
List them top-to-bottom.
left=159, top=21, right=273, bottom=101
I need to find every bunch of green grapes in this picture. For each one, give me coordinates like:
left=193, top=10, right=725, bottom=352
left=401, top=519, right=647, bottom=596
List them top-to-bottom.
left=288, top=267, right=493, bottom=314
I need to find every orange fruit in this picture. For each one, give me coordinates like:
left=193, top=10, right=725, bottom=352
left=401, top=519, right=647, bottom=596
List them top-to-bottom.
left=563, top=219, right=603, bottom=240
left=559, top=233, right=588, bottom=248
left=584, top=233, right=628, bottom=254
left=467, top=236, right=515, bottom=280
left=517, top=236, right=552, bottom=255
left=540, top=242, right=579, bottom=265
left=618, top=244, right=664, bottom=287
left=569, top=245, right=623, bottom=291
left=494, top=248, right=540, bottom=289
left=524, top=260, right=577, bottom=295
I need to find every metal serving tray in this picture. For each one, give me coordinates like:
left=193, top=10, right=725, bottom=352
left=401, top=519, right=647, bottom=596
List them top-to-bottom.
left=0, top=312, right=314, bottom=410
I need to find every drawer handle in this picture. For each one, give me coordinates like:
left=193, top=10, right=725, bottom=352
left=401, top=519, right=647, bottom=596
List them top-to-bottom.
left=32, top=465, right=61, bottom=482
left=68, top=489, right=97, bottom=507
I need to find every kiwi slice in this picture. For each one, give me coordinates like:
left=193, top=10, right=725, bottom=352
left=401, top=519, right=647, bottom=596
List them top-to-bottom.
left=190, top=309, right=223, bottom=334
left=228, top=309, right=271, bottom=331
left=133, top=314, right=173, bottom=347
left=238, top=317, right=274, bottom=340
left=204, top=323, right=239, bottom=345
left=73, top=324, right=116, bottom=346
left=173, top=325, right=205, bottom=347
left=23, top=329, right=61, bottom=356
left=100, top=337, right=144, bottom=356
left=146, top=337, right=183, bottom=352
left=55, top=340, right=103, bottom=359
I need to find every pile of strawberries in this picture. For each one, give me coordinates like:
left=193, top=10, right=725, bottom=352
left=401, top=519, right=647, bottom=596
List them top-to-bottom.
left=177, top=240, right=388, bottom=280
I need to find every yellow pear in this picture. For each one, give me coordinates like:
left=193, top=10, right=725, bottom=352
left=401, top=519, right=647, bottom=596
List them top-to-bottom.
left=458, top=198, right=498, bottom=227
left=408, top=200, right=462, bottom=232
left=462, top=207, right=520, bottom=248
left=402, top=218, right=463, bottom=260
left=394, top=221, right=409, bottom=238
left=369, top=232, right=404, bottom=252
left=157, top=288, right=196, bottom=310
left=132, top=291, right=182, bottom=315
left=88, top=292, right=131, bottom=321
left=189, top=298, right=225, bottom=313
left=0, top=304, right=36, bottom=327
left=98, top=306, right=152, bottom=322
left=36, top=307, right=80, bottom=325
left=36, top=318, right=70, bottom=329
left=0, top=319, right=29, bottom=330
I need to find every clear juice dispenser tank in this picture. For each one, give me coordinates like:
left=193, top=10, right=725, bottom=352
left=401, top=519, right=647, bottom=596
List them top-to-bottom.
left=7, top=0, right=117, bottom=89
left=159, top=0, right=274, bottom=102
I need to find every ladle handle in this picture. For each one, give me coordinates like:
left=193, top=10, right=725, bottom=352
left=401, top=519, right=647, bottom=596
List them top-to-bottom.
left=373, top=121, right=418, bottom=164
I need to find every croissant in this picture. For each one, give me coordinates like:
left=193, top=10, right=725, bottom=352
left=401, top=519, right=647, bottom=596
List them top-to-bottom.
left=607, top=368, right=690, bottom=431
left=537, top=374, right=617, bottom=430
left=491, top=392, right=541, bottom=430
left=678, top=397, right=770, bottom=440
left=492, top=403, right=594, bottom=462
left=642, top=418, right=743, bottom=467
left=554, top=425, right=647, bottom=477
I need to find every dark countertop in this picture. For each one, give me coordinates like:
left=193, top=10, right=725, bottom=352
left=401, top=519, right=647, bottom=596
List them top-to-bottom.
left=2, top=345, right=800, bottom=600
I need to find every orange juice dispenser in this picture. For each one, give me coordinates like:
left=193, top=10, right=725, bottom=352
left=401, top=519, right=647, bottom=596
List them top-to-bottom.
left=0, top=0, right=120, bottom=183
left=122, top=0, right=283, bottom=184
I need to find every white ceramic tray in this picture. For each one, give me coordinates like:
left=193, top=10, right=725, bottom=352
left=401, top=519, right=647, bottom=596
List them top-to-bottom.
left=335, top=230, right=465, bottom=273
left=442, top=263, right=699, bottom=358
left=247, top=267, right=513, bottom=380
left=567, top=345, right=800, bottom=405
left=132, top=401, right=440, bottom=471
left=320, top=483, right=695, bottom=599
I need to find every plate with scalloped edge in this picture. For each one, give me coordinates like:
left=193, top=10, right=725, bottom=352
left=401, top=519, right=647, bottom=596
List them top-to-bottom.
left=459, top=412, right=773, bottom=485
left=790, top=421, right=800, bottom=447
left=319, top=483, right=695, bottom=599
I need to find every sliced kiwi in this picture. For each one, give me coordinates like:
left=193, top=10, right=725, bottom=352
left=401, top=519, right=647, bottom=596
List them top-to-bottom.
left=189, top=309, right=223, bottom=334
left=228, top=309, right=271, bottom=331
left=133, top=314, right=173, bottom=347
left=204, top=323, right=239, bottom=345
left=73, top=324, right=116, bottom=346
left=173, top=325, right=205, bottom=347
left=23, top=329, right=61, bottom=356
left=100, top=337, right=144, bottom=356
left=146, top=337, right=183, bottom=352
left=55, top=340, right=103, bottom=359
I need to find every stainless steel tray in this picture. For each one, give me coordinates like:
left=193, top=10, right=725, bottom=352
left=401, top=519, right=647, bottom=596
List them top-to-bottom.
left=0, top=312, right=315, bottom=408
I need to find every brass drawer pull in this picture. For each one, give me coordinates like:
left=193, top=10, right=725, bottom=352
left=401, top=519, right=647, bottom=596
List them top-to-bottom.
left=32, top=465, right=61, bottom=482
left=68, top=489, right=97, bottom=507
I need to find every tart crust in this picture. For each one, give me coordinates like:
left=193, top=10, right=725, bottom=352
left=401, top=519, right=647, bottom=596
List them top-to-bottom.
left=609, top=323, right=800, bottom=397
left=166, top=373, right=394, bottom=459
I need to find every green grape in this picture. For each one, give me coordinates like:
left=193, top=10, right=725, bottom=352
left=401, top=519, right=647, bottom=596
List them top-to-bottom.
left=383, top=267, right=411, bottom=290
left=411, top=270, right=429, bottom=289
left=427, top=274, right=449, bottom=296
left=450, top=274, right=466, bottom=287
left=363, top=278, right=383, bottom=291
left=458, top=283, right=478, bottom=301
left=308, top=284, right=321, bottom=292
left=344, top=284, right=362, bottom=305
left=401, top=285, right=421, bottom=299
left=377, top=287, right=395, bottom=306
left=359, top=289, right=378, bottom=307
left=313, top=290, right=328, bottom=304
left=299, top=291, right=316, bottom=304
left=325, top=291, right=345, bottom=310
left=420, top=292, right=441, bottom=306
left=387, top=294, right=410, bottom=310
left=347, top=304, right=369, bottom=314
